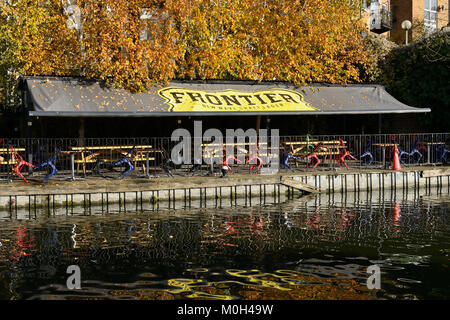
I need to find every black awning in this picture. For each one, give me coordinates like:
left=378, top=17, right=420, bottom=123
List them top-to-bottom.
left=25, top=77, right=430, bottom=117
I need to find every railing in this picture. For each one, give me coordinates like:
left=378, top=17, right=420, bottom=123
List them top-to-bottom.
left=369, top=7, right=392, bottom=33
left=380, top=8, right=392, bottom=29
left=0, top=133, right=449, bottom=181
left=280, top=133, right=450, bottom=166
left=0, top=137, right=172, bottom=181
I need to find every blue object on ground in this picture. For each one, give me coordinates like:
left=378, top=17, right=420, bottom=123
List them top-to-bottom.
left=407, top=137, right=423, bottom=164
left=360, top=142, right=374, bottom=166
left=113, top=146, right=136, bottom=179
left=34, top=147, right=61, bottom=183
left=280, top=152, right=299, bottom=171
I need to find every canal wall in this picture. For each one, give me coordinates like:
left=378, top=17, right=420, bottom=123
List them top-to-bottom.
left=0, top=167, right=449, bottom=211
left=289, top=169, right=450, bottom=194
left=1, top=182, right=446, bottom=220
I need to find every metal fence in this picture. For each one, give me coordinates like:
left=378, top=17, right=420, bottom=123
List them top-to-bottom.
left=1, top=133, right=449, bottom=181
left=280, top=133, right=450, bottom=166
left=0, top=137, right=172, bottom=181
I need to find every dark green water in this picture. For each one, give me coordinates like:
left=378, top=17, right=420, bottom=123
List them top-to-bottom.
left=0, top=190, right=449, bottom=300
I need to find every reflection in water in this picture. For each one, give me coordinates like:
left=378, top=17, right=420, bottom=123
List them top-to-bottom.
left=0, top=189, right=449, bottom=300
left=11, top=227, right=36, bottom=263
left=107, top=269, right=366, bottom=300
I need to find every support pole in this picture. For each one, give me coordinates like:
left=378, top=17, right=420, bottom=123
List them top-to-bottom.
left=378, top=114, right=382, bottom=134
left=256, top=115, right=261, bottom=136
left=78, top=118, right=85, bottom=147
left=146, top=152, right=150, bottom=178
left=71, top=153, right=75, bottom=180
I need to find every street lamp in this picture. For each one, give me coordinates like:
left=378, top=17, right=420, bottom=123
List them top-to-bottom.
left=401, top=20, right=412, bottom=45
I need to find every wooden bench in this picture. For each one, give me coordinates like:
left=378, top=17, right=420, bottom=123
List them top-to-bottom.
left=283, top=140, right=346, bottom=155
left=283, top=140, right=345, bottom=145
left=282, top=141, right=347, bottom=168
left=201, top=142, right=267, bottom=146
left=66, top=145, right=158, bottom=176
left=69, top=145, right=153, bottom=151
left=0, top=147, right=28, bottom=180
left=0, top=148, right=26, bottom=166
left=0, top=148, right=26, bottom=152
left=73, top=157, right=156, bottom=163
left=73, top=159, right=97, bottom=164
left=0, top=161, right=18, bottom=165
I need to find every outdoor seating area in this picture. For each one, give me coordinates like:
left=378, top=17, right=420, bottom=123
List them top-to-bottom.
left=0, top=133, right=449, bottom=183
left=61, top=145, right=162, bottom=178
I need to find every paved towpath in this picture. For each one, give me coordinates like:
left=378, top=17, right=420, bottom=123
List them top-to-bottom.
left=1, top=166, right=447, bottom=197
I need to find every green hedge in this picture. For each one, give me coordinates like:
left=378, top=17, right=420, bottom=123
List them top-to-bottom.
left=379, top=30, right=450, bottom=131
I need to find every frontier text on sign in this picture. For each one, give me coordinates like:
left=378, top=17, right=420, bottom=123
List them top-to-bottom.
left=158, top=87, right=318, bottom=112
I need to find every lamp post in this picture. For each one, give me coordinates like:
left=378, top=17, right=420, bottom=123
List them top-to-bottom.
left=401, top=20, right=412, bottom=45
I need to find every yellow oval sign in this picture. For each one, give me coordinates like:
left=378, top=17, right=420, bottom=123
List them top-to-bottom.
left=158, top=87, right=318, bottom=112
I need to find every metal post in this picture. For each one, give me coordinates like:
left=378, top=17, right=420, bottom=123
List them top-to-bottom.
left=378, top=114, right=382, bottom=134
left=7, top=147, right=11, bottom=182
left=146, top=152, right=150, bottom=178
left=27, top=153, right=33, bottom=175
left=71, top=153, right=75, bottom=180
left=210, top=153, right=214, bottom=174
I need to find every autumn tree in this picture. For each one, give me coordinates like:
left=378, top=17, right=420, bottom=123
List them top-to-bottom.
left=0, top=0, right=371, bottom=109
left=0, top=0, right=80, bottom=109
left=177, top=0, right=370, bottom=84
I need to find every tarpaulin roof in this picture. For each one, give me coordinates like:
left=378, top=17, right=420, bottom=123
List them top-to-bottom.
left=25, top=77, right=430, bottom=117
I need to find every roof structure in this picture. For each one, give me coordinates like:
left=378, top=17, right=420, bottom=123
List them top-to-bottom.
left=25, top=77, right=431, bottom=117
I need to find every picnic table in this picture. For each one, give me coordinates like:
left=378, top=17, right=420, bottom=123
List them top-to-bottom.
left=282, top=140, right=347, bottom=168
left=283, top=140, right=346, bottom=154
left=200, top=142, right=275, bottom=173
left=201, top=142, right=271, bottom=160
left=202, top=142, right=251, bottom=153
left=423, top=142, right=446, bottom=164
left=372, top=143, right=398, bottom=168
left=61, top=145, right=162, bottom=178
left=0, top=147, right=26, bottom=165
left=0, top=147, right=30, bottom=182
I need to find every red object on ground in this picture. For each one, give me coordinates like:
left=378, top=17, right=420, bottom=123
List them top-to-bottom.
left=336, top=138, right=357, bottom=169
left=245, top=142, right=263, bottom=174
left=300, top=142, right=324, bottom=169
left=392, top=145, right=402, bottom=171
left=9, top=146, right=35, bottom=183
left=222, top=146, right=242, bottom=174
left=247, top=153, right=263, bottom=173
left=305, top=153, right=320, bottom=169
left=223, top=154, right=241, bottom=173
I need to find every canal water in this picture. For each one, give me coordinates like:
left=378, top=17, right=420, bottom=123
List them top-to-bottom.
left=0, top=189, right=449, bottom=300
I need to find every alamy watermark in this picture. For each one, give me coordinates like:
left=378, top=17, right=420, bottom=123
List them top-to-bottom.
left=170, top=121, right=280, bottom=174
left=66, top=265, right=81, bottom=290
left=366, top=265, right=381, bottom=290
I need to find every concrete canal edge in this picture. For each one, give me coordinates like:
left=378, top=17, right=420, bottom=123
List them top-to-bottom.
left=0, top=167, right=449, bottom=210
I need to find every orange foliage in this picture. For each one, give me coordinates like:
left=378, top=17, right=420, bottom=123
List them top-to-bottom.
left=1, top=0, right=370, bottom=92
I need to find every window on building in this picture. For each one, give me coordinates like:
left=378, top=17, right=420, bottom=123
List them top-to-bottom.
left=424, top=0, right=437, bottom=33
left=139, top=8, right=168, bottom=41
left=139, top=8, right=155, bottom=41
